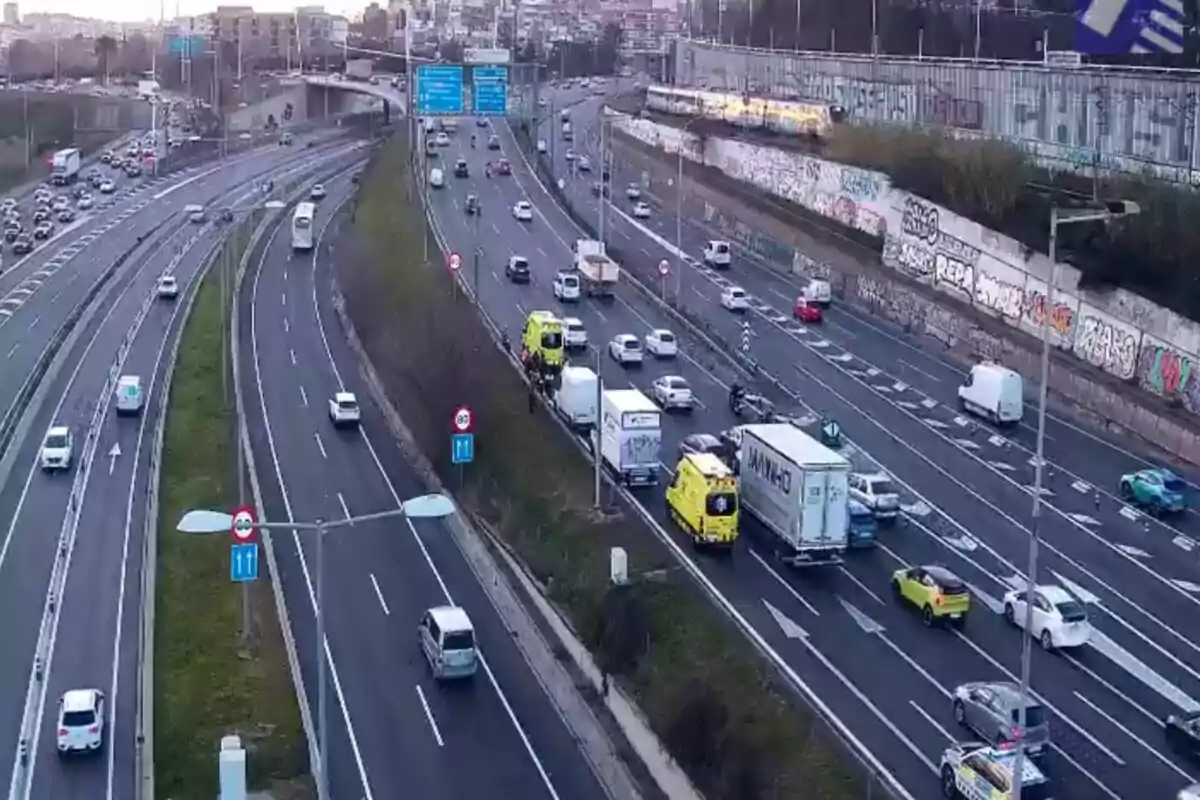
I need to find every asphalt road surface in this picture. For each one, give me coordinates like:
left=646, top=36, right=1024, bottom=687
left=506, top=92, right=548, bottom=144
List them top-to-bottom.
left=414, top=94, right=1200, bottom=800
left=0, top=135, right=368, bottom=800
left=237, top=163, right=616, bottom=800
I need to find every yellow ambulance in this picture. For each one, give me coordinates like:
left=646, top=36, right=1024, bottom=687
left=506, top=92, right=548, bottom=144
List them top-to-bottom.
left=665, top=452, right=739, bottom=550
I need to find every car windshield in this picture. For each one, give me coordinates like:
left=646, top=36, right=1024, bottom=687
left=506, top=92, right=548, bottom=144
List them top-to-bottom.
left=294, top=218, right=311, bottom=229
left=714, top=243, right=729, bottom=253
left=512, top=259, right=528, bottom=270
left=562, top=275, right=578, bottom=285
left=729, top=289, right=744, bottom=298
left=568, top=323, right=584, bottom=333
left=542, top=332, right=562, bottom=349
left=658, top=332, right=675, bottom=343
left=624, top=339, right=641, bottom=350
left=668, top=378, right=688, bottom=389
left=337, top=400, right=358, bottom=411
left=45, top=434, right=68, bottom=449
left=1164, top=477, right=1186, bottom=492
left=869, top=479, right=898, bottom=495
left=706, top=492, right=737, bottom=516
left=1054, top=600, right=1087, bottom=622
left=442, top=630, right=474, bottom=651
left=1013, top=706, right=1047, bottom=727
left=62, top=709, right=95, bottom=727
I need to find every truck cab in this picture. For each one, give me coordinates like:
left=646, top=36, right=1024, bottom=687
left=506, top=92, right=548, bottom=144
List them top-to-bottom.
left=703, top=240, right=732, bottom=269
left=957, top=363, right=1023, bottom=426
left=666, top=453, right=739, bottom=550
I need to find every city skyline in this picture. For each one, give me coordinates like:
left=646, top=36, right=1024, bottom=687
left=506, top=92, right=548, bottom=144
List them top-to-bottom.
left=11, top=0, right=361, bottom=23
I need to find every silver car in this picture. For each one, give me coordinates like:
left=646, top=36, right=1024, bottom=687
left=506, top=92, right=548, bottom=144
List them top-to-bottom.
left=952, top=681, right=1050, bottom=756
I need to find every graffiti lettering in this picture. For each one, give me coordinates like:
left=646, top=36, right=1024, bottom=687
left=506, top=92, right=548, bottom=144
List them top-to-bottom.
left=920, top=93, right=984, bottom=131
left=803, top=158, right=821, bottom=185
left=839, top=167, right=880, bottom=201
left=900, top=196, right=939, bottom=245
left=858, top=207, right=885, bottom=238
left=883, top=234, right=934, bottom=279
left=937, top=235, right=980, bottom=265
left=934, top=252, right=974, bottom=294
left=974, top=272, right=1023, bottom=318
left=1022, top=289, right=1075, bottom=338
left=1074, top=313, right=1139, bottom=380
left=967, top=326, right=1007, bottom=361
left=1138, top=343, right=1200, bottom=412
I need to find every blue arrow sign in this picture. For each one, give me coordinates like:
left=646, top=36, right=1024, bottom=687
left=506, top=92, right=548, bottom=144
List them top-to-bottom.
left=416, top=65, right=465, bottom=115
left=472, top=66, right=508, bottom=116
left=451, top=433, right=475, bottom=464
left=231, top=543, right=259, bottom=582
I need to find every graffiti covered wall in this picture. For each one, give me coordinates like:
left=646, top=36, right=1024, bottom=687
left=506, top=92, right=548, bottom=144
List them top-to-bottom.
left=610, top=108, right=1200, bottom=422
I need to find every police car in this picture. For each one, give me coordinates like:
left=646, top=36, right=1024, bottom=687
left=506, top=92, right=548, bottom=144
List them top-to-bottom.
left=939, top=741, right=1050, bottom=800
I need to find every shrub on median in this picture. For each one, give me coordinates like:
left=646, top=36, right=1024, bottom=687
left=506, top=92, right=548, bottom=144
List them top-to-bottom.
left=336, top=135, right=874, bottom=800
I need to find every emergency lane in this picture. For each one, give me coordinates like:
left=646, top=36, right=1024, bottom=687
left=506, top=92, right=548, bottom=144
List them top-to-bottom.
left=444, top=116, right=1199, bottom=798
left=0, top=138, right=365, bottom=799
left=242, top=171, right=614, bottom=800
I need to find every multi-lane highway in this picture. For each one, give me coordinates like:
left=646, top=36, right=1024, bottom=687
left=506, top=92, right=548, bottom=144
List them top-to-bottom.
left=410, top=86, right=1200, bottom=798
left=0, top=133, right=367, bottom=800
left=237, top=168, right=619, bottom=800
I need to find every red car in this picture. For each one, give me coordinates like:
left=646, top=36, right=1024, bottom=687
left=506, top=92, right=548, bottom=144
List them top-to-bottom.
left=496, top=158, right=512, bottom=175
left=794, top=296, right=823, bottom=323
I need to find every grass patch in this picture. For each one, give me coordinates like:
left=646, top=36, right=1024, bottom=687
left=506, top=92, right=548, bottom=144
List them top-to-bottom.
left=338, top=135, right=873, bottom=799
left=154, top=218, right=311, bottom=800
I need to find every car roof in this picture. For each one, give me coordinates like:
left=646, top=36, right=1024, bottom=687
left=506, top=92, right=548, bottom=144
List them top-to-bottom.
left=562, top=316, right=583, bottom=325
left=334, top=392, right=357, bottom=403
left=47, top=425, right=70, bottom=437
left=684, top=433, right=721, bottom=447
left=685, top=452, right=733, bottom=477
left=857, top=472, right=891, bottom=483
left=922, top=565, right=962, bottom=585
left=1034, top=585, right=1078, bottom=605
left=428, top=604, right=473, bottom=631
left=972, top=681, right=1031, bottom=708
left=61, top=688, right=100, bottom=711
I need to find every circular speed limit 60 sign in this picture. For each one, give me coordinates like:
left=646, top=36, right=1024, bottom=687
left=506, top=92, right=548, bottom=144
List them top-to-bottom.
left=452, top=406, right=473, bottom=433
left=231, top=505, right=258, bottom=542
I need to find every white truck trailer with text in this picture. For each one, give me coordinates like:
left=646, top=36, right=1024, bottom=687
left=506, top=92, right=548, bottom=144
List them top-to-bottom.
left=51, top=148, right=80, bottom=185
left=600, top=389, right=661, bottom=486
left=739, top=423, right=850, bottom=565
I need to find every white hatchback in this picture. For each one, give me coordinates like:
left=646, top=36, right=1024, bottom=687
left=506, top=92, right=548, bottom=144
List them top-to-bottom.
left=512, top=200, right=533, bottom=222
left=632, top=202, right=652, bottom=219
left=156, top=274, right=179, bottom=299
left=720, top=286, right=749, bottom=311
left=562, top=317, right=588, bottom=349
left=644, top=329, right=677, bottom=358
left=608, top=334, right=643, bottom=365
left=651, top=375, right=693, bottom=411
left=328, top=392, right=361, bottom=427
left=40, top=426, right=73, bottom=471
left=1002, top=584, right=1091, bottom=650
left=56, top=688, right=105, bottom=756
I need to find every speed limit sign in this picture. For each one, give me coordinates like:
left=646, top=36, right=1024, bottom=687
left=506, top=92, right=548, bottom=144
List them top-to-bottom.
left=447, top=251, right=462, bottom=272
left=658, top=259, right=670, bottom=276
left=452, top=405, right=474, bottom=433
left=231, top=505, right=258, bottom=542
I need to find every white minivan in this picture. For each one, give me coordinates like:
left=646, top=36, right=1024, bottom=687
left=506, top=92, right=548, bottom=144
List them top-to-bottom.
left=428, top=167, right=444, bottom=188
left=957, top=362, right=1024, bottom=425
left=116, top=375, right=144, bottom=416
left=418, top=605, right=478, bottom=680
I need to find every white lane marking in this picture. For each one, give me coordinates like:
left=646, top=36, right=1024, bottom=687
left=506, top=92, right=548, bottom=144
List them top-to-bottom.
left=249, top=216, right=377, bottom=800
left=282, top=292, right=287, bottom=306
left=284, top=318, right=290, bottom=333
left=5, top=343, right=17, bottom=359
left=290, top=348, right=297, bottom=365
left=299, top=385, right=309, bottom=407
left=314, top=433, right=327, bottom=459
left=337, top=492, right=352, bottom=522
left=747, top=550, right=820, bottom=616
left=836, top=565, right=885, bottom=605
left=369, top=573, right=391, bottom=616
left=415, top=685, right=444, bottom=746
left=1073, top=691, right=1195, bottom=782
left=908, top=701, right=954, bottom=742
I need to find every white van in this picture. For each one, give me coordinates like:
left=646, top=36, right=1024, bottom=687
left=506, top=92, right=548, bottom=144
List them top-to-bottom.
left=428, top=167, right=444, bottom=188
left=184, top=204, right=206, bottom=223
left=802, top=277, right=832, bottom=307
left=957, top=363, right=1024, bottom=425
left=115, top=375, right=144, bottom=416
left=418, top=605, right=478, bottom=680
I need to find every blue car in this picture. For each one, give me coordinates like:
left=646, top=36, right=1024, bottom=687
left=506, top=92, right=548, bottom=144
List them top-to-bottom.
left=1119, top=468, right=1187, bottom=515
left=847, top=499, right=878, bottom=549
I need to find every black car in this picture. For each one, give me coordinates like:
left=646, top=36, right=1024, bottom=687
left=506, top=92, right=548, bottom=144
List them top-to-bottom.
left=487, top=134, right=501, bottom=150
left=454, top=159, right=469, bottom=178
left=125, top=165, right=142, bottom=178
left=91, top=175, right=104, bottom=189
left=465, top=194, right=480, bottom=216
left=220, top=208, right=235, bottom=223
left=33, top=209, right=49, bottom=223
left=57, top=210, right=74, bottom=223
left=33, top=223, right=52, bottom=240
left=4, top=228, right=19, bottom=243
left=12, top=235, right=33, bottom=254
left=505, top=256, right=530, bottom=283
left=679, top=433, right=725, bottom=459
left=1167, top=712, right=1200, bottom=762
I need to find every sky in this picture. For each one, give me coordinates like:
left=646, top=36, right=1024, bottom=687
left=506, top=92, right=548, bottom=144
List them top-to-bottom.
left=19, top=0, right=359, bottom=23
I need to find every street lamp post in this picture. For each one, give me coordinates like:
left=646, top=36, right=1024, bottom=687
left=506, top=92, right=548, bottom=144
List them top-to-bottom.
left=1010, top=200, right=1139, bottom=800
left=176, top=492, right=456, bottom=800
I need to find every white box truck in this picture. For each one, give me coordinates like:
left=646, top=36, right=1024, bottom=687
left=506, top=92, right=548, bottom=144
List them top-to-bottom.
left=346, top=59, right=373, bottom=82
left=51, top=148, right=80, bottom=185
left=553, top=366, right=598, bottom=432
left=600, top=389, right=661, bottom=486
left=739, top=423, right=850, bottom=565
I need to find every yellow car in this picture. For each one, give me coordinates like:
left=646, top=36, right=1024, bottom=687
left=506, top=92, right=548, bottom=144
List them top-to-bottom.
left=892, top=565, right=971, bottom=627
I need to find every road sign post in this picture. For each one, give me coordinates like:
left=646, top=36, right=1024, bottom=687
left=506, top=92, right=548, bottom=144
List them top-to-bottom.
left=447, top=251, right=462, bottom=299
left=658, top=259, right=670, bottom=298
left=451, top=406, right=475, bottom=485
left=230, top=505, right=258, bottom=641
left=230, top=542, right=259, bottom=582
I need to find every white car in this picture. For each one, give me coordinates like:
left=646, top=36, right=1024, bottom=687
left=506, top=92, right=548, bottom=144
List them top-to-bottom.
left=434, top=132, right=450, bottom=147
left=536, top=139, right=547, bottom=154
left=564, top=149, right=577, bottom=162
left=577, top=156, right=591, bottom=172
left=99, top=180, right=116, bottom=194
left=310, top=183, right=326, bottom=200
left=624, top=183, right=641, bottom=200
left=77, top=196, right=93, bottom=210
left=52, top=197, right=69, bottom=211
left=1, top=198, right=15, bottom=211
left=512, top=200, right=533, bottom=222
left=632, top=202, right=652, bottom=219
left=553, top=271, right=580, bottom=301
left=156, top=274, right=179, bottom=299
left=720, top=286, right=749, bottom=311
left=562, top=317, right=588, bottom=349
left=644, top=328, right=677, bottom=358
left=608, top=334, right=643, bottom=365
left=650, top=375, right=693, bottom=411
left=328, top=392, right=361, bottom=427
left=40, top=425, right=74, bottom=471
left=847, top=472, right=901, bottom=522
left=1002, top=584, right=1092, bottom=650
left=56, top=688, right=105, bottom=756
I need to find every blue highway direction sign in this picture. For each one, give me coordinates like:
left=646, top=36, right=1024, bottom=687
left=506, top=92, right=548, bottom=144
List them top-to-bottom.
left=416, top=65, right=465, bottom=115
left=472, top=66, right=508, bottom=116
left=451, top=433, right=475, bottom=464
left=230, top=543, right=260, bottom=582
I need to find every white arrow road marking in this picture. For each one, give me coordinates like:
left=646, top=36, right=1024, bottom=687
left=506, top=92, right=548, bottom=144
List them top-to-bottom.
left=809, top=339, right=831, bottom=349
left=827, top=352, right=853, bottom=362
left=866, top=368, right=881, bottom=377
left=845, top=369, right=869, bottom=378
left=892, top=381, right=908, bottom=392
left=874, top=385, right=894, bottom=393
left=920, top=398, right=938, bottom=409
left=896, top=401, right=920, bottom=410
left=953, top=416, right=971, bottom=428
left=922, top=418, right=949, bottom=429
left=986, top=433, right=1007, bottom=446
left=953, top=439, right=980, bottom=450
left=107, top=443, right=121, bottom=475
left=1027, top=456, right=1045, bottom=468
left=988, top=461, right=1016, bottom=472
left=1071, top=480, right=1093, bottom=494
left=1025, top=486, right=1055, bottom=497
left=900, top=501, right=931, bottom=517
left=1119, top=506, right=1141, bottom=522
left=1066, top=513, right=1101, bottom=527
left=944, top=535, right=978, bottom=552
left=1174, top=535, right=1196, bottom=552
left=1114, top=544, right=1151, bottom=558
left=1051, top=572, right=1102, bottom=604
left=1172, top=579, right=1200, bottom=594
left=965, top=583, right=1005, bottom=614
left=838, top=597, right=886, bottom=634
left=762, top=599, right=809, bottom=639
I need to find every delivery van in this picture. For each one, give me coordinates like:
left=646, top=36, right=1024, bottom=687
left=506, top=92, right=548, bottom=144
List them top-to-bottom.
left=428, top=167, right=445, bottom=188
left=957, top=362, right=1024, bottom=426
left=115, top=375, right=144, bottom=416
left=666, top=452, right=739, bottom=550
left=418, top=605, right=478, bottom=680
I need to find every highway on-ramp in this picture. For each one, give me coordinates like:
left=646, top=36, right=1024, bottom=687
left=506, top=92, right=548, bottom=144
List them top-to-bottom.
left=413, top=103, right=1200, bottom=799
left=0, top=136, right=367, bottom=800
left=237, top=163, right=618, bottom=800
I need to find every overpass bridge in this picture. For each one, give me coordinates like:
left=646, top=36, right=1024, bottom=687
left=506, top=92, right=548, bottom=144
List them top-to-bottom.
left=226, top=74, right=408, bottom=133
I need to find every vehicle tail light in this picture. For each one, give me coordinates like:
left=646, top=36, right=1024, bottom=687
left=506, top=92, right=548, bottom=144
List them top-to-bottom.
left=88, top=725, right=100, bottom=734
left=1009, top=726, right=1022, bottom=739
left=57, top=729, right=67, bottom=738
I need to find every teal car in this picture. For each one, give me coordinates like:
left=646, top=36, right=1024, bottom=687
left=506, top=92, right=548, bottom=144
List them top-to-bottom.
left=1119, top=468, right=1187, bottom=515
left=847, top=499, right=877, bottom=549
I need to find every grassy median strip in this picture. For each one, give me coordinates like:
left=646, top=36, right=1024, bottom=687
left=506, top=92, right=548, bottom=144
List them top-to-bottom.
left=338, top=136, right=869, bottom=799
left=155, top=220, right=311, bottom=799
